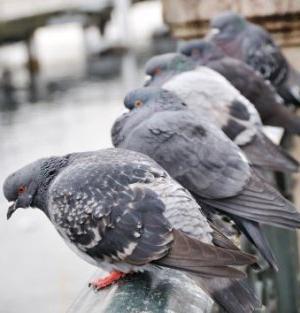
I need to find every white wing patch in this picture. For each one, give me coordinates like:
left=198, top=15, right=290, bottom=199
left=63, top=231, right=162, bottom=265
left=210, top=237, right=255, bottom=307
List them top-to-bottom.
left=163, top=67, right=262, bottom=146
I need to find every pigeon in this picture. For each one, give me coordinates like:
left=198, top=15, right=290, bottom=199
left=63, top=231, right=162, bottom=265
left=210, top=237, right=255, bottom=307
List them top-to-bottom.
left=208, top=11, right=300, bottom=106
left=180, top=39, right=300, bottom=134
left=144, top=53, right=299, bottom=173
left=112, top=86, right=300, bottom=271
left=3, top=148, right=259, bottom=313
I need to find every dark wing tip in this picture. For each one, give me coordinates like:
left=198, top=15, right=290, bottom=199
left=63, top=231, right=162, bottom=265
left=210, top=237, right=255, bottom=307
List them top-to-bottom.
left=155, top=229, right=256, bottom=278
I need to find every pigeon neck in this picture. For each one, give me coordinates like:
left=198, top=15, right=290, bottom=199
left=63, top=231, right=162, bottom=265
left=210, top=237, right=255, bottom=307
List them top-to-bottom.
left=195, top=51, right=224, bottom=65
left=33, top=156, right=70, bottom=214
left=33, top=185, right=51, bottom=215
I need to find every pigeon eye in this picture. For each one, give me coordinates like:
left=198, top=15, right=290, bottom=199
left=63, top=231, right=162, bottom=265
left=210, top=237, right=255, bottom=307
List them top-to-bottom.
left=191, top=48, right=201, bottom=58
left=154, top=68, right=161, bottom=75
left=134, top=100, right=143, bottom=108
left=18, top=185, right=26, bottom=194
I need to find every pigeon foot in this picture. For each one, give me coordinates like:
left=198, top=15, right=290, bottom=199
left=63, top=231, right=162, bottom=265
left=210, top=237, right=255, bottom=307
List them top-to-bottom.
left=89, top=271, right=126, bottom=290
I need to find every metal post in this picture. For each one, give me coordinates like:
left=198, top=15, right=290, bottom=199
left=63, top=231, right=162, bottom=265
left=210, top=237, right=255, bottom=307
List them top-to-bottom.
left=67, top=267, right=213, bottom=313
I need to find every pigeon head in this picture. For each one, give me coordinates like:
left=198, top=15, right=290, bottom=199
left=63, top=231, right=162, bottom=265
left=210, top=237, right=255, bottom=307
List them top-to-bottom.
left=209, top=11, right=247, bottom=39
left=180, top=40, right=225, bottom=64
left=144, top=53, right=195, bottom=87
left=124, top=87, right=186, bottom=112
left=114, top=88, right=186, bottom=145
left=3, top=156, right=67, bottom=219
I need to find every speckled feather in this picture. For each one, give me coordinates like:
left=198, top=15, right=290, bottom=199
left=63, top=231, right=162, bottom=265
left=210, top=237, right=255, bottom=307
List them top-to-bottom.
left=4, top=148, right=260, bottom=312
left=47, top=149, right=241, bottom=273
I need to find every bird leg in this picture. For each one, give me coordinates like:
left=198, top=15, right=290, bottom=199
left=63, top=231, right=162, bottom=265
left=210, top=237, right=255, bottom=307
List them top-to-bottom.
left=89, top=271, right=126, bottom=290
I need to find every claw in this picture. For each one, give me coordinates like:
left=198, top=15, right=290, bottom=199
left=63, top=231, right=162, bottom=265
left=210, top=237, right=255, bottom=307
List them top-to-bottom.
left=89, top=271, right=126, bottom=290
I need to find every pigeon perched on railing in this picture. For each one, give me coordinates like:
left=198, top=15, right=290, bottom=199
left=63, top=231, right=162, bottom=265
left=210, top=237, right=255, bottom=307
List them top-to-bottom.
left=207, top=11, right=300, bottom=106
left=180, top=39, right=300, bottom=134
left=144, top=53, right=299, bottom=173
left=112, top=87, right=300, bottom=271
left=3, top=148, right=259, bottom=313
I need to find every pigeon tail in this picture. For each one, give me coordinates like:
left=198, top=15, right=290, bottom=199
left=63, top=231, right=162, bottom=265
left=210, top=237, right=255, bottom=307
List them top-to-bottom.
left=241, top=131, right=299, bottom=172
left=200, top=172, right=300, bottom=230
left=234, top=219, right=279, bottom=271
left=156, top=229, right=259, bottom=312
left=196, top=276, right=261, bottom=313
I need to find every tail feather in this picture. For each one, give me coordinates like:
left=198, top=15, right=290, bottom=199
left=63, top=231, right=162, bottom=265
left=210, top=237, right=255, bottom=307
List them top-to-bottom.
left=242, top=131, right=299, bottom=172
left=201, top=172, right=300, bottom=230
left=234, top=219, right=279, bottom=271
left=195, top=276, right=261, bottom=313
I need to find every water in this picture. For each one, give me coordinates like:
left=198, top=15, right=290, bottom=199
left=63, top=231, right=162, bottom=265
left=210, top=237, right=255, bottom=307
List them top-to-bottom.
left=0, top=76, right=141, bottom=313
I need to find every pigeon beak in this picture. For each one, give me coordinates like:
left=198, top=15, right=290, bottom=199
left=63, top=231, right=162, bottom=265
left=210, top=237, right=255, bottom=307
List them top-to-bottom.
left=205, top=28, right=220, bottom=39
left=7, top=201, right=17, bottom=220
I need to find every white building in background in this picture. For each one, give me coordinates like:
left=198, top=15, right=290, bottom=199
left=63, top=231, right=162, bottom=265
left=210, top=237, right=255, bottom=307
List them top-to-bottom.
left=0, top=0, right=163, bottom=82
left=0, top=0, right=112, bottom=20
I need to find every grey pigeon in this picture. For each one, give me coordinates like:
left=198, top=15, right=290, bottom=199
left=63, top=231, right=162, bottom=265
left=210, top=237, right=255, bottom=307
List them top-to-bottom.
left=208, top=11, right=300, bottom=106
left=180, top=39, right=300, bottom=134
left=144, top=53, right=299, bottom=173
left=112, top=87, right=300, bottom=271
left=3, top=148, right=259, bottom=313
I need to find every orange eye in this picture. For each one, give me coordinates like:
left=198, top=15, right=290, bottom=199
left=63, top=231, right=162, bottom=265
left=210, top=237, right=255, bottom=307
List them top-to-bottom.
left=191, top=48, right=201, bottom=57
left=154, top=68, right=161, bottom=75
left=134, top=100, right=143, bottom=108
left=18, top=185, right=26, bottom=194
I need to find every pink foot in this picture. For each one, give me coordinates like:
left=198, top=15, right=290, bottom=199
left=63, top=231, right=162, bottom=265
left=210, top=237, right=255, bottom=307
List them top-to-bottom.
left=89, top=271, right=126, bottom=290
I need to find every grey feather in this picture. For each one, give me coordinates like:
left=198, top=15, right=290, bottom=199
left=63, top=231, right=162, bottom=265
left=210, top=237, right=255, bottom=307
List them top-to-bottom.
left=209, top=11, right=300, bottom=106
left=180, top=39, right=300, bottom=133
left=144, top=52, right=299, bottom=172
left=112, top=86, right=300, bottom=271
left=3, top=148, right=259, bottom=312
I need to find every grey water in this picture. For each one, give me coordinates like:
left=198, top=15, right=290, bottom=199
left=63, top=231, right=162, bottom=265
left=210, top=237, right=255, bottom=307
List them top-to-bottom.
left=0, top=73, right=143, bottom=312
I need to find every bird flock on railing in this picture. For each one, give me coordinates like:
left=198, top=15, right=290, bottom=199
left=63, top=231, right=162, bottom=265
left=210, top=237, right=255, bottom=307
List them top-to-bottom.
left=4, top=11, right=300, bottom=313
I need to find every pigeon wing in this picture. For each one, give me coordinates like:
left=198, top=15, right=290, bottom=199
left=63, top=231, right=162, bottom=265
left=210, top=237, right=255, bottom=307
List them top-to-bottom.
left=207, top=57, right=281, bottom=120
left=208, top=57, right=300, bottom=133
left=162, top=68, right=261, bottom=146
left=120, top=109, right=251, bottom=199
left=48, top=158, right=255, bottom=276
left=48, top=161, right=174, bottom=266
left=201, top=170, right=300, bottom=229
left=156, top=229, right=256, bottom=278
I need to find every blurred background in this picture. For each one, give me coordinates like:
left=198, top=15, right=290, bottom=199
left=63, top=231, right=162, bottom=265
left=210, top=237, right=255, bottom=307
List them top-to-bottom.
left=1, top=0, right=300, bottom=312
left=0, top=1, right=173, bottom=312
